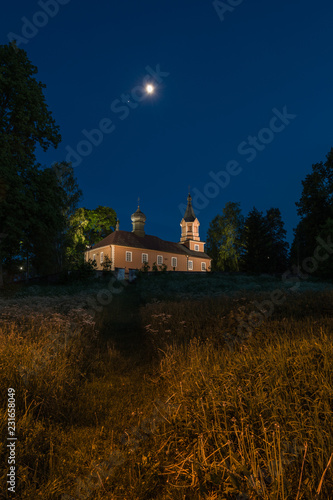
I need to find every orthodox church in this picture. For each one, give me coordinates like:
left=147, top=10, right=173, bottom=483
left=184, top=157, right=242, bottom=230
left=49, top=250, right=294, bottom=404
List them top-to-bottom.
left=84, top=193, right=212, bottom=276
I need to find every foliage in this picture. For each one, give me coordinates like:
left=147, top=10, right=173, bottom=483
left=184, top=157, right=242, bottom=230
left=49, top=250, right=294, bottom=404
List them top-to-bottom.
left=0, top=43, right=61, bottom=279
left=291, top=147, right=333, bottom=266
left=52, top=162, right=82, bottom=219
left=206, top=202, right=244, bottom=271
left=207, top=203, right=288, bottom=274
left=66, top=206, right=117, bottom=266
left=84, top=206, right=117, bottom=245
left=242, top=207, right=288, bottom=273
left=265, top=207, right=289, bottom=271
left=314, top=218, right=333, bottom=278
left=101, top=255, right=112, bottom=274
left=141, top=261, right=150, bottom=273
left=159, top=263, right=167, bottom=273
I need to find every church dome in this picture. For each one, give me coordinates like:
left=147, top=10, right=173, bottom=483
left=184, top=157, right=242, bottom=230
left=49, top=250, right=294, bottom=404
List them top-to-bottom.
left=131, top=201, right=146, bottom=237
left=131, top=206, right=146, bottom=223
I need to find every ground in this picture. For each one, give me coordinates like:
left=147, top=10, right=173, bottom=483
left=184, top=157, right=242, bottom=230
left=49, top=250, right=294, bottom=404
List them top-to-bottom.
left=0, top=273, right=333, bottom=499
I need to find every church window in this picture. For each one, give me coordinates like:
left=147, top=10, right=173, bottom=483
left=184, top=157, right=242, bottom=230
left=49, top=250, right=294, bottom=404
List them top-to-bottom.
left=126, top=251, right=132, bottom=262
left=100, top=252, right=104, bottom=263
left=142, top=253, right=148, bottom=263
left=93, top=254, right=96, bottom=261
left=157, top=255, right=163, bottom=265
left=171, top=257, right=177, bottom=268
left=188, top=260, right=193, bottom=270
left=201, top=262, right=206, bottom=271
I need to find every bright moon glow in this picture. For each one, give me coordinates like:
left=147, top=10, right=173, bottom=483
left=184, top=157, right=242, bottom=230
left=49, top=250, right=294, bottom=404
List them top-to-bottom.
left=146, top=84, right=154, bottom=94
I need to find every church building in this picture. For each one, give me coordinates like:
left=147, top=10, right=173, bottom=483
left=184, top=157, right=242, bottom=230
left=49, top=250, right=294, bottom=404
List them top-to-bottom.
left=84, top=193, right=212, bottom=275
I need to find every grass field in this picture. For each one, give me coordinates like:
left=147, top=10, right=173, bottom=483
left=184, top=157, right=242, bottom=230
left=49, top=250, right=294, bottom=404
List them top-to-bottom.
left=1, top=274, right=333, bottom=499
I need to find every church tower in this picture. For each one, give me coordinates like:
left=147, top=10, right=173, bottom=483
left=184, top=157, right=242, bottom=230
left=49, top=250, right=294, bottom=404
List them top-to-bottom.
left=180, top=193, right=205, bottom=252
left=131, top=201, right=146, bottom=237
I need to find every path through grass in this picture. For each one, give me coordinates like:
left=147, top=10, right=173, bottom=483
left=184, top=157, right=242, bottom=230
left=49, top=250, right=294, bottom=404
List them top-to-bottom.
left=0, top=278, right=333, bottom=499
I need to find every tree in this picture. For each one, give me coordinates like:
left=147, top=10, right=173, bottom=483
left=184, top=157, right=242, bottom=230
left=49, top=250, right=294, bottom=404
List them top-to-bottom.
left=0, top=43, right=61, bottom=282
left=292, top=148, right=333, bottom=264
left=51, top=162, right=82, bottom=270
left=52, top=162, right=82, bottom=219
left=28, top=167, right=66, bottom=276
left=206, top=202, right=244, bottom=271
left=66, top=206, right=117, bottom=266
left=85, top=206, right=117, bottom=245
left=242, top=207, right=288, bottom=273
left=242, top=207, right=268, bottom=272
left=265, top=208, right=289, bottom=272
left=315, top=218, right=333, bottom=278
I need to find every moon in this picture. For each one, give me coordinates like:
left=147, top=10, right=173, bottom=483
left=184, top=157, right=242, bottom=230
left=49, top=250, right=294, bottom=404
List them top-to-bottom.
left=146, top=84, right=154, bottom=94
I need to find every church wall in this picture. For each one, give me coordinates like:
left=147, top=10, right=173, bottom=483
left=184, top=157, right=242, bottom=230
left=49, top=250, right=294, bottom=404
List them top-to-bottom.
left=85, top=245, right=211, bottom=272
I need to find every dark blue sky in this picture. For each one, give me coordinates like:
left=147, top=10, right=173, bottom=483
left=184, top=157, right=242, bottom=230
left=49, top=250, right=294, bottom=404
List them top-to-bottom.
left=2, top=0, right=333, bottom=244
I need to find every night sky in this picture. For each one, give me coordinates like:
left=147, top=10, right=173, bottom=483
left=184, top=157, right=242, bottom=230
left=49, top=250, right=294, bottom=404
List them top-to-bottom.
left=2, top=0, right=333, bottom=244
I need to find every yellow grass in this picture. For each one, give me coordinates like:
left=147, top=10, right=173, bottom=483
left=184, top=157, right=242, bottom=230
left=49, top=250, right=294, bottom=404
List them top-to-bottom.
left=0, top=280, right=332, bottom=499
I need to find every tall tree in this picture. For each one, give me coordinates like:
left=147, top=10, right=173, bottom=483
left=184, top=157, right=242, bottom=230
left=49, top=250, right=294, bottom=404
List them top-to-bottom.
left=0, top=43, right=61, bottom=282
left=292, top=148, right=333, bottom=264
left=51, top=162, right=82, bottom=270
left=29, top=167, right=66, bottom=276
left=206, top=202, right=244, bottom=271
left=242, top=207, right=288, bottom=273
left=242, top=207, right=269, bottom=272
left=265, top=208, right=289, bottom=272
left=315, top=218, right=333, bottom=278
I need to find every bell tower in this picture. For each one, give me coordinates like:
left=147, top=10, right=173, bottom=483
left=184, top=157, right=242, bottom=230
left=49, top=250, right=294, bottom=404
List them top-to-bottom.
left=180, top=192, right=205, bottom=251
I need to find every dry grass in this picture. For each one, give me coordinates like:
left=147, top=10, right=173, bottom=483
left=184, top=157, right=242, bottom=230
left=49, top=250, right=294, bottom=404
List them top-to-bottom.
left=0, top=278, right=332, bottom=499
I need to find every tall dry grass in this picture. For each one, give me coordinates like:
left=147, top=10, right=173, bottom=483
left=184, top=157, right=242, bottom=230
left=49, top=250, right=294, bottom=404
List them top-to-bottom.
left=0, top=281, right=332, bottom=499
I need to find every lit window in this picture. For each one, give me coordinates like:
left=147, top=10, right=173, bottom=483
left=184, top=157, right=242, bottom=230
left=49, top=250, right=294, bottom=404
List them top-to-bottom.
left=194, top=244, right=199, bottom=251
left=126, top=251, right=132, bottom=262
left=100, top=252, right=104, bottom=263
left=142, top=253, right=148, bottom=263
left=93, top=254, right=96, bottom=261
left=157, top=255, right=163, bottom=265
left=171, top=257, right=177, bottom=268
left=188, top=260, right=193, bottom=270
left=201, top=262, right=206, bottom=271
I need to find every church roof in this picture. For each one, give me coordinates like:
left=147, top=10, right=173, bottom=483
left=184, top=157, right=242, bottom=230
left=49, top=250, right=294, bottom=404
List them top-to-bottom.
left=183, top=193, right=197, bottom=222
left=90, top=230, right=211, bottom=259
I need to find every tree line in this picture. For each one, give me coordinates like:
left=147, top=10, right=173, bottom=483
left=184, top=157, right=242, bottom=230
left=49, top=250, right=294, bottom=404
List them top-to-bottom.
left=0, top=43, right=116, bottom=284
left=206, top=147, right=333, bottom=277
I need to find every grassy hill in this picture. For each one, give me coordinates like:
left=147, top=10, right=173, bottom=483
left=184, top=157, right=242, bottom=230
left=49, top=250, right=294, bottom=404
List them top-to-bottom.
left=1, top=274, right=333, bottom=499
